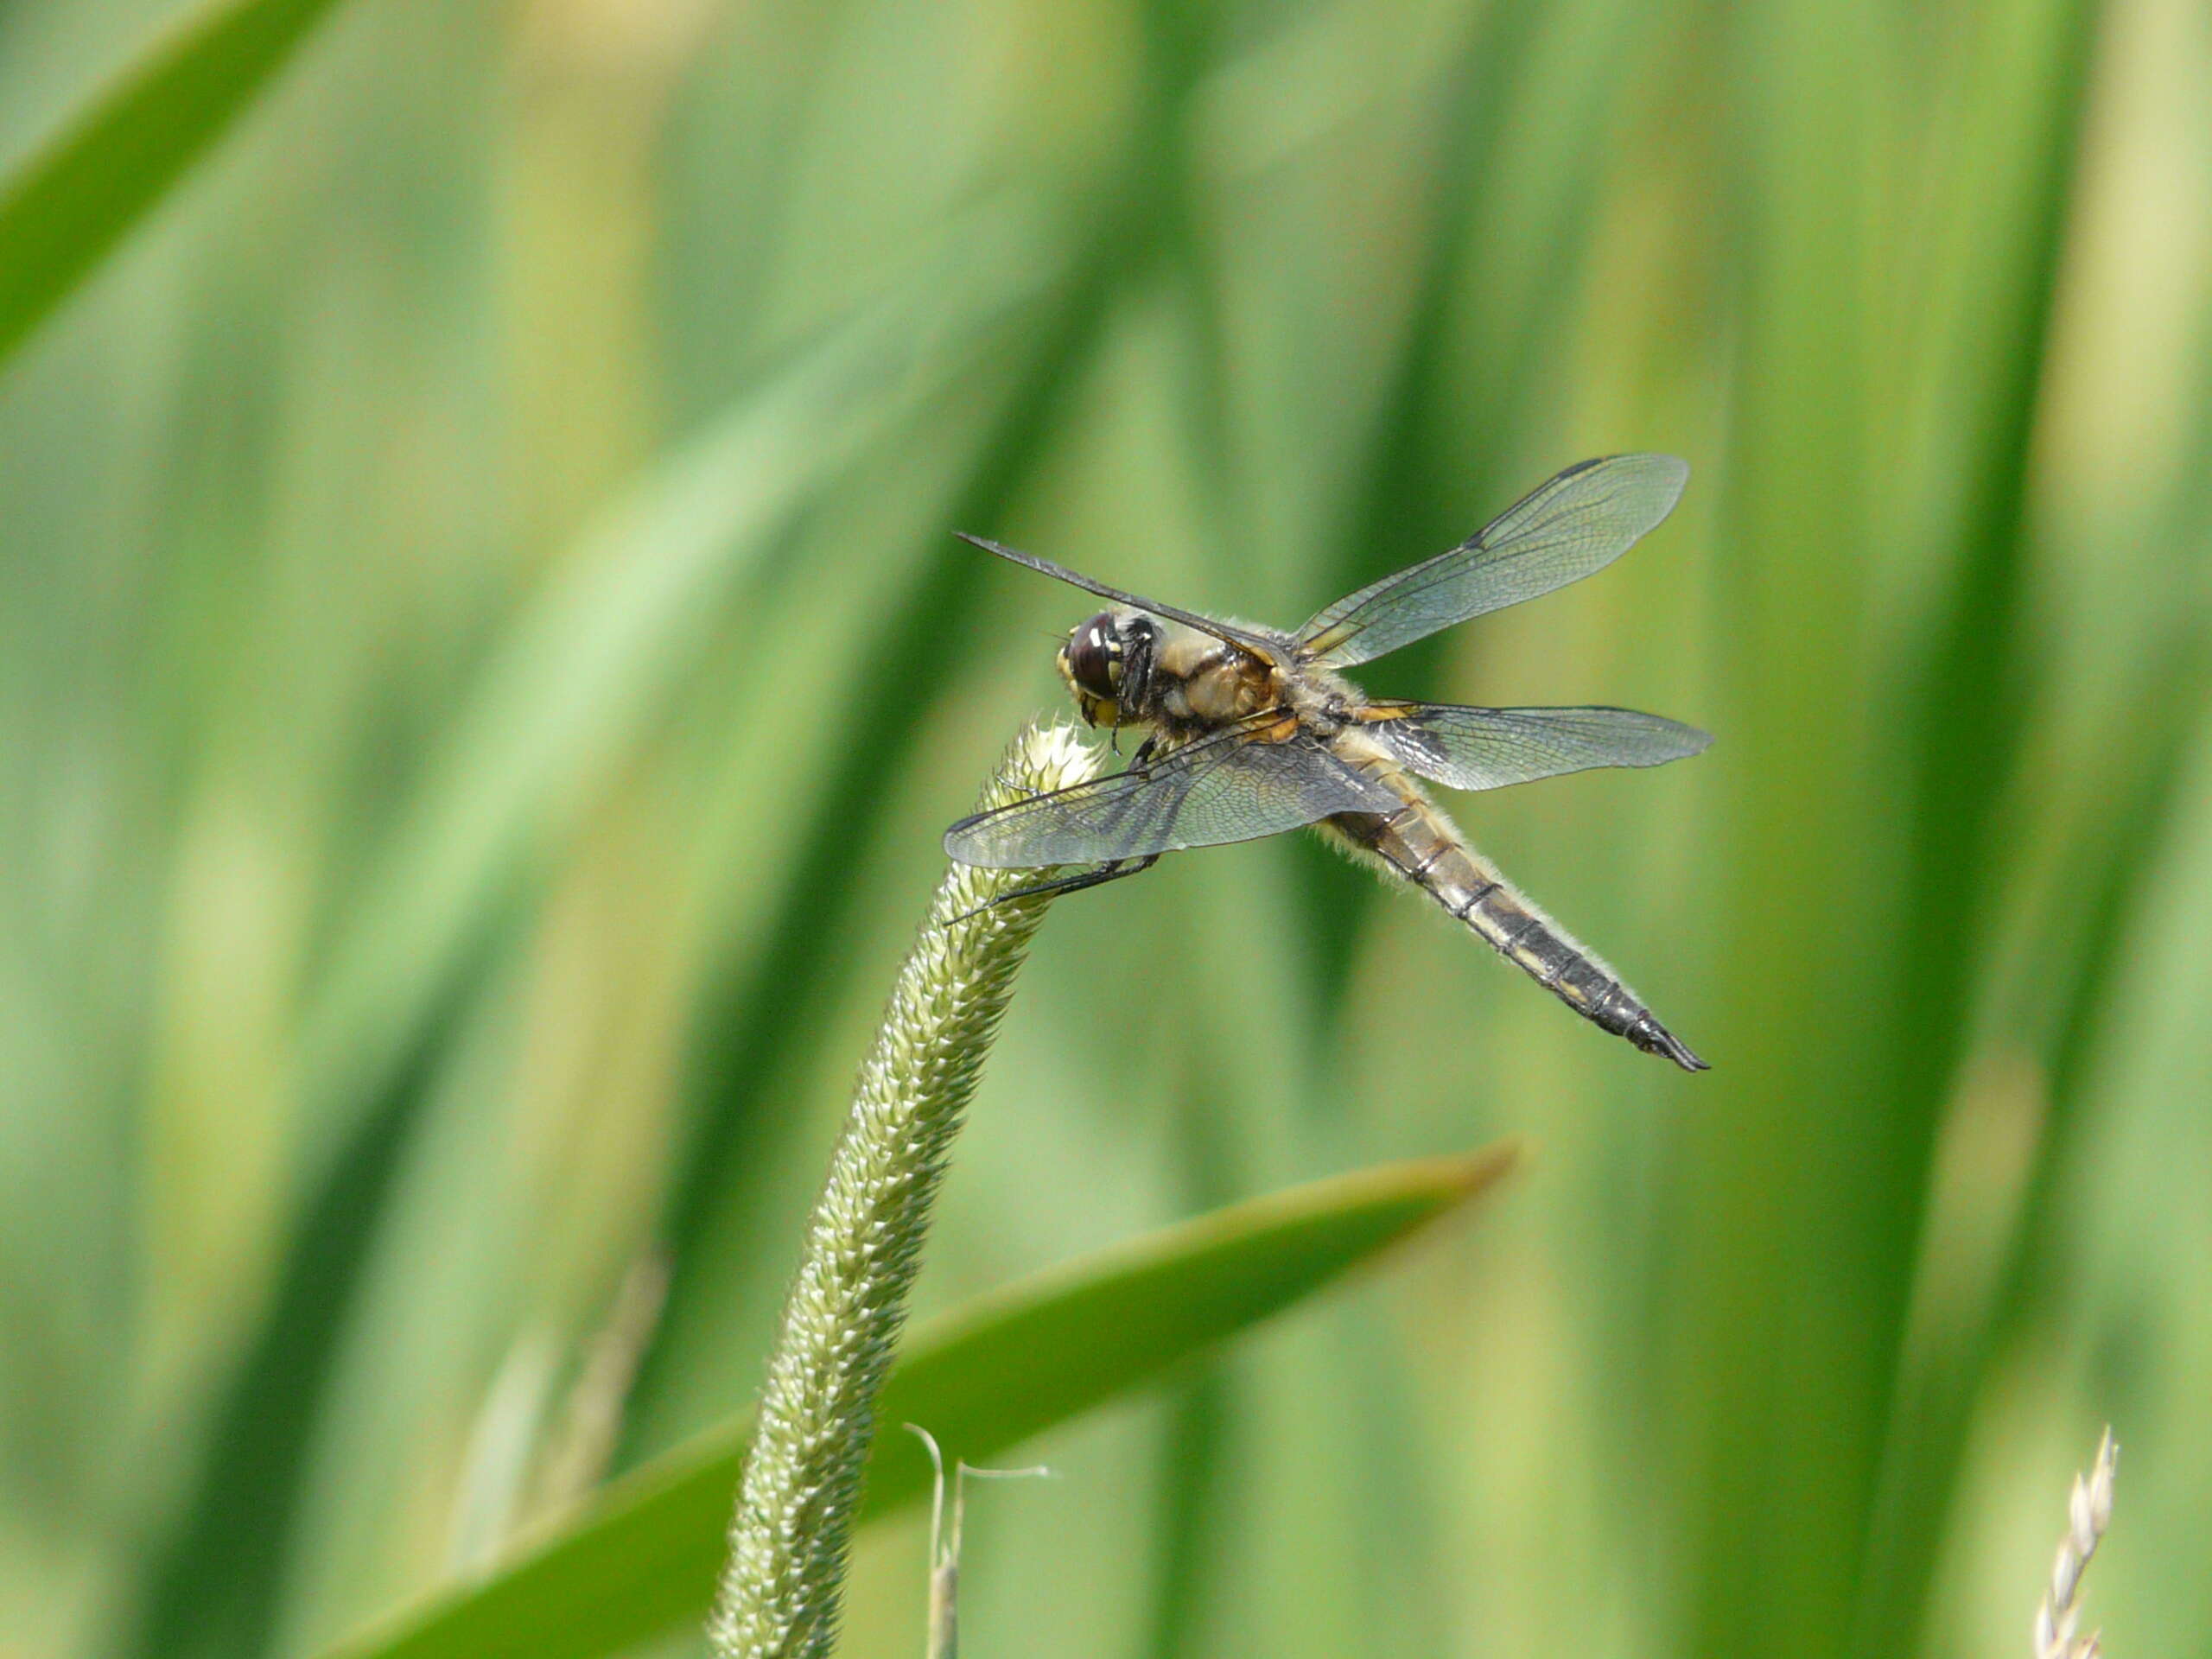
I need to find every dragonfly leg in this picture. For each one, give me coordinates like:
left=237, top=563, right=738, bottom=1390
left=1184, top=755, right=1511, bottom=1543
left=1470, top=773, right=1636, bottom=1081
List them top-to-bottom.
left=950, top=855, right=1160, bottom=921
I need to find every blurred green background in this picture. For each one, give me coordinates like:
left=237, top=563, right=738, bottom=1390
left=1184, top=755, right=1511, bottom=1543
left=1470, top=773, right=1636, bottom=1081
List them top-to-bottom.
left=3, top=0, right=2208, bottom=1655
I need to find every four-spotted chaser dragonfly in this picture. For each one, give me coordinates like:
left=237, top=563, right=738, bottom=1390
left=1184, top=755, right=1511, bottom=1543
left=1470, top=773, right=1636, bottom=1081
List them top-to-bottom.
left=945, top=454, right=1712, bottom=1070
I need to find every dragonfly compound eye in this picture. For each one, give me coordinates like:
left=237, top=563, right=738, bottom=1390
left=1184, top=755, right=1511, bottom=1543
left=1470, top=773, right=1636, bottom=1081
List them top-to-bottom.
left=1062, top=613, right=1123, bottom=699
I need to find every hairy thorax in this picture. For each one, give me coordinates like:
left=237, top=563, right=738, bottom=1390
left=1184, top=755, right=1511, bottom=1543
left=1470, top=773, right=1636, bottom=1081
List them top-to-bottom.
left=1149, top=627, right=1277, bottom=729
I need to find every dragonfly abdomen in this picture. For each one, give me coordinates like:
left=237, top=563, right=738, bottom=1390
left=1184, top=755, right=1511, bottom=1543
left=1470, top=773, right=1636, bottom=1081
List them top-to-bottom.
left=1324, top=781, right=1707, bottom=1071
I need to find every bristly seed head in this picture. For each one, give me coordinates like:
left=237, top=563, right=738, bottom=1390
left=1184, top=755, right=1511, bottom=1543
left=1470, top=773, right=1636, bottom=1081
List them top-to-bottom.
left=709, top=721, right=1097, bottom=1659
left=2034, top=1428, right=2118, bottom=1659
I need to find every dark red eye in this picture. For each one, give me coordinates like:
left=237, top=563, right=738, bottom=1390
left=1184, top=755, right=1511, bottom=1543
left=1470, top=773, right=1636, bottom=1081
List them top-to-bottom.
left=1063, top=613, right=1121, bottom=698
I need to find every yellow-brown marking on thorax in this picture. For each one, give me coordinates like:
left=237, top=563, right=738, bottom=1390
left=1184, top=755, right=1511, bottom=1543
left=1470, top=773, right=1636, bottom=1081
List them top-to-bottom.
left=1154, top=626, right=1276, bottom=727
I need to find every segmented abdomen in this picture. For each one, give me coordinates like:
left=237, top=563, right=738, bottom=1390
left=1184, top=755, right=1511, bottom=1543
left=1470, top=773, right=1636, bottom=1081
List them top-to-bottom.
left=1322, top=772, right=1706, bottom=1071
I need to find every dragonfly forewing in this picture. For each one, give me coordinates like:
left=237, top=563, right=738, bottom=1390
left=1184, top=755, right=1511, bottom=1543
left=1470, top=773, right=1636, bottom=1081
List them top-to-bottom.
left=954, top=533, right=1290, bottom=659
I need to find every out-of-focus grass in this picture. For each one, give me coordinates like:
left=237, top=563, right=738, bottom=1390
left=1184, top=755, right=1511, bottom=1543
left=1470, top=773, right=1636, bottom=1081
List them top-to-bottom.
left=0, top=0, right=356, bottom=366
left=0, top=1, right=2207, bottom=1658
left=315, top=1146, right=1518, bottom=1659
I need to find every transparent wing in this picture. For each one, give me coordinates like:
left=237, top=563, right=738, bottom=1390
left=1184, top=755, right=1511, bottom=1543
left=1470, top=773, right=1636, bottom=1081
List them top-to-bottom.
left=1295, top=454, right=1689, bottom=667
left=954, top=533, right=1289, bottom=659
left=1363, top=702, right=1712, bottom=791
left=944, top=727, right=1401, bottom=868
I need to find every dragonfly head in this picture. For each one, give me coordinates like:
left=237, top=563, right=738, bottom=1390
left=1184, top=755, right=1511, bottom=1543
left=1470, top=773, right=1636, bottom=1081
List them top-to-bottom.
left=1057, top=609, right=1154, bottom=728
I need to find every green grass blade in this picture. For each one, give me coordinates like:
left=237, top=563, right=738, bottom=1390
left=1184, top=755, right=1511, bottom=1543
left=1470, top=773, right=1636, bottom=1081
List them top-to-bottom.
left=0, top=0, right=353, bottom=370
left=1841, top=0, right=2105, bottom=1650
left=1886, top=0, right=2105, bottom=1135
left=1673, top=6, right=1899, bottom=1657
left=295, top=217, right=1059, bottom=1167
left=1855, top=641, right=2205, bottom=1659
left=118, top=946, right=503, bottom=1659
left=310, top=1145, right=1518, bottom=1659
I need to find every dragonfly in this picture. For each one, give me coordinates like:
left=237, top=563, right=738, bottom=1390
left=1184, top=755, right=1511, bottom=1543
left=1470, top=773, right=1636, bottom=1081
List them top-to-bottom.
left=944, top=454, right=1713, bottom=1070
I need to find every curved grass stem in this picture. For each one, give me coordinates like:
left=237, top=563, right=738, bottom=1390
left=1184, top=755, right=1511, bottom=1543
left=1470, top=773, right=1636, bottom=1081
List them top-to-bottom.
left=709, top=720, right=1099, bottom=1659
